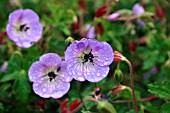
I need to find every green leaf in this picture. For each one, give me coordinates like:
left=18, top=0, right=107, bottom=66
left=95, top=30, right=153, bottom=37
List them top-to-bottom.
left=117, top=9, right=132, bottom=17
left=8, top=51, right=22, bottom=72
left=12, top=70, right=31, bottom=103
left=0, top=71, right=19, bottom=82
left=148, top=81, right=170, bottom=99
left=98, top=101, right=117, bottom=113
left=0, top=102, right=4, bottom=113
left=161, top=102, right=170, bottom=113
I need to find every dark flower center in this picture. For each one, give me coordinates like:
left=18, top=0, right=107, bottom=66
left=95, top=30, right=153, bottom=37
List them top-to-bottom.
left=20, top=24, right=30, bottom=32
left=83, top=50, right=94, bottom=63
left=47, top=67, right=61, bottom=81
left=48, top=72, right=57, bottom=81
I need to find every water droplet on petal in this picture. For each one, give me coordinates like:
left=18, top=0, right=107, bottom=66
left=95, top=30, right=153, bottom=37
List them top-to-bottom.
left=69, top=72, right=72, bottom=75
left=78, top=72, right=82, bottom=76
left=97, top=73, right=101, bottom=76
left=77, top=77, right=84, bottom=81
left=42, top=88, right=47, bottom=92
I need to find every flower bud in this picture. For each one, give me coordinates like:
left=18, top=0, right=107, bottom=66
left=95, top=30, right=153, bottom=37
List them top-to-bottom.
left=65, top=37, right=75, bottom=45
left=113, top=51, right=126, bottom=62
left=114, top=69, right=123, bottom=85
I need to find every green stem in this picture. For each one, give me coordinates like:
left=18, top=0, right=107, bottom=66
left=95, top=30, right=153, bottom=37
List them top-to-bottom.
left=122, top=57, right=138, bottom=112
left=76, top=81, right=87, bottom=111
left=71, top=98, right=99, bottom=113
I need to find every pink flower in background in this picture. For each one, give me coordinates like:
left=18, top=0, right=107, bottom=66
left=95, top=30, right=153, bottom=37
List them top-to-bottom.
left=132, top=3, right=145, bottom=27
left=133, top=3, right=145, bottom=15
left=107, top=12, right=120, bottom=21
left=85, top=24, right=96, bottom=39
left=0, top=61, right=8, bottom=72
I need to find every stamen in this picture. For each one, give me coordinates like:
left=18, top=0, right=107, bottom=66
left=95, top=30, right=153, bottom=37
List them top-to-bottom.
left=20, top=24, right=30, bottom=32
left=82, top=49, right=94, bottom=63
left=57, top=67, right=61, bottom=72
left=48, top=72, right=57, bottom=82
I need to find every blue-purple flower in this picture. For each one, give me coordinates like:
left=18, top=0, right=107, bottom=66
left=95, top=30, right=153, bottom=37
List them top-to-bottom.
left=132, top=3, right=145, bottom=27
left=132, top=3, right=145, bottom=15
left=6, top=9, right=43, bottom=48
left=85, top=24, right=96, bottom=39
left=65, top=39, right=114, bottom=82
left=28, top=53, right=72, bottom=98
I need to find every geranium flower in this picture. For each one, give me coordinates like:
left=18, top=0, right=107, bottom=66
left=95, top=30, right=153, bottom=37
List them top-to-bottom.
left=6, top=9, right=42, bottom=48
left=85, top=24, right=96, bottom=39
left=65, top=39, right=114, bottom=82
left=28, top=53, right=72, bottom=98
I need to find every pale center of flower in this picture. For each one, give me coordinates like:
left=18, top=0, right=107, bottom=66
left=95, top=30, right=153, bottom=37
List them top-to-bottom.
left=19, top=24, right=30, bottom=32
left=47, top=67, right=61, bottom=82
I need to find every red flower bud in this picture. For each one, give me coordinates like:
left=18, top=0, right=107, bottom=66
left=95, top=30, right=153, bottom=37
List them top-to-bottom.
left=78, top=0, right=86, bottom=11
left=95, top=6, right=107, bottom=17
left=155, top=6, right=166, bottom=20
left=95, top=23, right=104, bottom=35
left=128, top=41, right=137, bottom=52
left=113, top=51, right=125, bottom=62
left=110, top=85, right=126, bottom=96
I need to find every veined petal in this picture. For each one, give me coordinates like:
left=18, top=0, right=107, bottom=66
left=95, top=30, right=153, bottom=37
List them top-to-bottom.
left=8, top=9, right=23, bottom=26
left=22, top=9, right=40, bottom=23
left=29, top=22, right=43, bottom=42
left=89, top=40, right=114, bottom=66
left=40, top=53, right=62, bottom=69
left=67, top=58, right=85, bottom=81
left=28, top=61, right=48, bottom=82
left=58, top=61, right=73, bottom=82
left=84, top=64, right=110, bottom=82
left=33, top=77, right=70, bottom=98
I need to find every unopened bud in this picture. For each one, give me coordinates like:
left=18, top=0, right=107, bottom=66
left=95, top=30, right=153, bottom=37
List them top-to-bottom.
left=65, top=37, right=74, bottom=45
left=113, top=51, right=126, bottom=62
left=114, top=69, right=123, bottom=85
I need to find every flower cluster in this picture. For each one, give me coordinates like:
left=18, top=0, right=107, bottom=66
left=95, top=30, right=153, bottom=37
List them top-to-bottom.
left=6, top=9, right=114, bottom=99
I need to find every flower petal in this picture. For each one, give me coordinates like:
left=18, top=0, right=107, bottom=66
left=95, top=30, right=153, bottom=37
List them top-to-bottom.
left=8, top=9, right=23, bottom=26
left=22, top=9, right=40, bottom=23
left=29, top=22, right=43, bottom=42
left=6, top=24, right=20, bottom=42
left=65, top=40, right=88, bottom=60
left=89, top=40, right=114, bottom=66
left=40, top=53, right=62, bottom=69
left=67, top=58, right=85, bottom=81
left=28, top=61, right=48, bottom=82
left=58, top=61, right=73, bottom=82
left=84, top=64, right=110, bottom=82
left=33, top=77, right=70, bottom=98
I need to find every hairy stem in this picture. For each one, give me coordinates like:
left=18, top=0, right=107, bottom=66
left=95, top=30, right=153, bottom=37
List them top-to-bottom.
left=122, top=57, right=138, bottom=112
left=76, top=81, right=87, bottom=110
left=71, top=98, right=99, bottom=113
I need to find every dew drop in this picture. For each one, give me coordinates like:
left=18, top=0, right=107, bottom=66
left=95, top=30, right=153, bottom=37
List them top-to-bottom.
left=97, top=73, right=101, bottom=76
left=42, top=88, right=47, bottom=92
